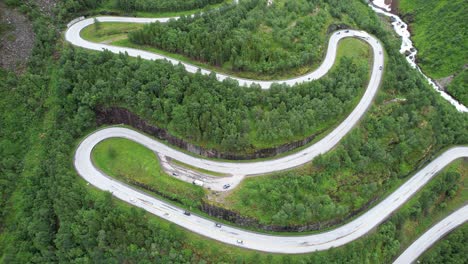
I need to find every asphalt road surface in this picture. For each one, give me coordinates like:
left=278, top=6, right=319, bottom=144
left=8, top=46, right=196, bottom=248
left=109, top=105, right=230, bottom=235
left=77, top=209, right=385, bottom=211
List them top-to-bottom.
left=67, top=14, right=467, bottom=255
left=393, top=205, right=468, bottom=264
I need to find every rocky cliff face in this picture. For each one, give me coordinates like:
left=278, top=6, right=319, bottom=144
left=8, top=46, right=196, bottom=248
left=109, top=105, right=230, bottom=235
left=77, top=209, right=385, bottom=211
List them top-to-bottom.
left=95, top=106, right=321, bottom=160
left=201, top=198, right=379, bottom=232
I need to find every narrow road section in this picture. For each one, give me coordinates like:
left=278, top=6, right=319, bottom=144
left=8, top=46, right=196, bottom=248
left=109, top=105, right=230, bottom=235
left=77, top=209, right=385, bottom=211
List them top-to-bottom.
left=394, top=205, right=468, bottom=264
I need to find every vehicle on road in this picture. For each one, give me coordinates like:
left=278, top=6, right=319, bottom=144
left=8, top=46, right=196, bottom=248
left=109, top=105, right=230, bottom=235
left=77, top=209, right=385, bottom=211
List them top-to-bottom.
left=379, top=66, right=383, bottom=70
left=172, top=172, right=178, bottom=176
left=192, top=179, right=204, bottom=186
left=223, top=184, right=231, bottom=189
left=184, top=211, right=191, bottom=216
left=215, top=223, right=222, bottom=228
left=236, top=239, right=244, bottom=244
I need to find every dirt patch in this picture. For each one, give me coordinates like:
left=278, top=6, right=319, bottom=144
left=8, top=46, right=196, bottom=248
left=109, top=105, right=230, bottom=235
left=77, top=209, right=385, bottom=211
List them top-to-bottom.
left=35, top=0, right=57, bottom=16
left=387, top=0, right=400, bottom=13
left=0, top=3, right=35, bottom=73
left=435, top=75, right=455, bottom=91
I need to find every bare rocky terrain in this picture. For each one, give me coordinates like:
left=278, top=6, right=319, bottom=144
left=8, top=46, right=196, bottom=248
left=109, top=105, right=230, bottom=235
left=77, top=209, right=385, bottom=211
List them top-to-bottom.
left=35, top=0, right=57, bottom=16
left=0, top=2, right=35, bottom=73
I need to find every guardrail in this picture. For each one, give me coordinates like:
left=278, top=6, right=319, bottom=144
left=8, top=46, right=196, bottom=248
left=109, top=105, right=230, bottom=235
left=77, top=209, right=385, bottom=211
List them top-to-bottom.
left=67, top=16, right=85, bottom=28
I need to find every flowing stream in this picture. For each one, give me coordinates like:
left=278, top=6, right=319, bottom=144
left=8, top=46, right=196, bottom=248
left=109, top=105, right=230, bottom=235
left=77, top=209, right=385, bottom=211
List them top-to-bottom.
left=369, top=1, right=467, bottom=112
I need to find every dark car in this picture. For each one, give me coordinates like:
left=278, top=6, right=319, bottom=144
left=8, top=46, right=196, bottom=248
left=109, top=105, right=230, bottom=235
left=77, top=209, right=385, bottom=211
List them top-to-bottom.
left=345, top=30, right=349, bottom=33
left=379, top=66, right=383, bottom=70
left=223, top=184, right=231, bottom=189
left=184, top=211, right=191, bottom=216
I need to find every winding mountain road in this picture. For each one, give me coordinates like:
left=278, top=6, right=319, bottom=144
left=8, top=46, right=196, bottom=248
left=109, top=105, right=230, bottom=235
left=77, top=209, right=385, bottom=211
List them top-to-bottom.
left=67, top=14, right=467, bottom=255
left=66, top=16, right=382, bottom=89
left=69, top=17, right=384, bottom=190
left=75, top=142, right=467, bottom=253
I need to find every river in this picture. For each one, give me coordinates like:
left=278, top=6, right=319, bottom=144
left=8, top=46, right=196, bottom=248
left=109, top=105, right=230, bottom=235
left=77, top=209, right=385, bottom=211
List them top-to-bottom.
left=369, top=0, right=467, bottom=113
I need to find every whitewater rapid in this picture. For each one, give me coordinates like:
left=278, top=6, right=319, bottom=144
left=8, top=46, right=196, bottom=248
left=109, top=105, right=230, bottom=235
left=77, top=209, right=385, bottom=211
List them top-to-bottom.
left=369, top=1, right=467, bottom=113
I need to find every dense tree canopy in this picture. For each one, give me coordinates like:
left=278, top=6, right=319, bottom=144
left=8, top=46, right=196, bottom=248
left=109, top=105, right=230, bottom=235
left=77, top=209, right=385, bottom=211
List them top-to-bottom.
left=116, top=0, right=224, bottom=13
left=129, top=0, right=344, bottom=75
left=60, top=47, right=367, bottom=152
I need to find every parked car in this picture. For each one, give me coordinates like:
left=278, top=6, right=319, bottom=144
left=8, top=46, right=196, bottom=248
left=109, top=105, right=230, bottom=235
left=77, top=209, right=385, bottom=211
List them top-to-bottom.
left=172, top=172, right=178, bottom=176
left=193, top=179, right=204, bottom=186
left=223, top=184, right=231, bottom=189
left=184, top=211, right=191, bottom=216
left=215, top=223, right=222, bottom=228
left=236, top=240, right=244, bottom=244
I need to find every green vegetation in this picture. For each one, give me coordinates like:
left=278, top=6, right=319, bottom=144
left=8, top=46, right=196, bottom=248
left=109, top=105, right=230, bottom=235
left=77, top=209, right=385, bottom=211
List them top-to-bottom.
left=1, top=0, right=467, bottom=263
left=55, top=0, right=228, bottom=21
left=115, top=0, right=224, bottom=13
left=128, top=0, right=374, bottom=79
left=399, top=0, right=467, bottom=105
left=399, top=0, right=467, bottom=78
left=0, top=20, right=13, bottom=39
left=80, top=21, right=371, bottom=79
left=80, top=22, right=144, bottom=43
left=60, top=46, right=369, bottom=154
left=447, top=70, right=468, bottom=106
left=92, top=137, right=204, bottom=207
left=223, top=155, right=466, bottom=226
left=395, top=159, right=467, bottom=249
left=418, top=224, right=467, bottom=264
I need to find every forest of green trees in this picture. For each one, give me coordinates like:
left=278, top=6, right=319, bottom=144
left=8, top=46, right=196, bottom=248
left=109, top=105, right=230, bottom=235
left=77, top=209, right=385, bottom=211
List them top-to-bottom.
left=0, top=0, right=466, bottom=263
left=116, top=0, right=224, bottom=13
left=128, top=0, right=371, bottom=77
left=399, top=0, right=467, bottom=106
left=60, top=48, right=367, bottom=152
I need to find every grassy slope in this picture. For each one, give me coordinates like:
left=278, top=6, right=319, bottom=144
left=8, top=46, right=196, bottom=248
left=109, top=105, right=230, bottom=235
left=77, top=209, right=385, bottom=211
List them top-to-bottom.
left=399, top=0, right=467, bottom=105
left=399, top=0, right=466, bottom=78
left=80, top=22, right=144, bottom=43
left=446, top=69, right=467, bottom=106
left=92, top=137, right=204, bottom=207
left=224, top=153, right=466, bottom=226
left=171, top=159, right=227, bottom=177
left=396, top=159, right=467, bottom=248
